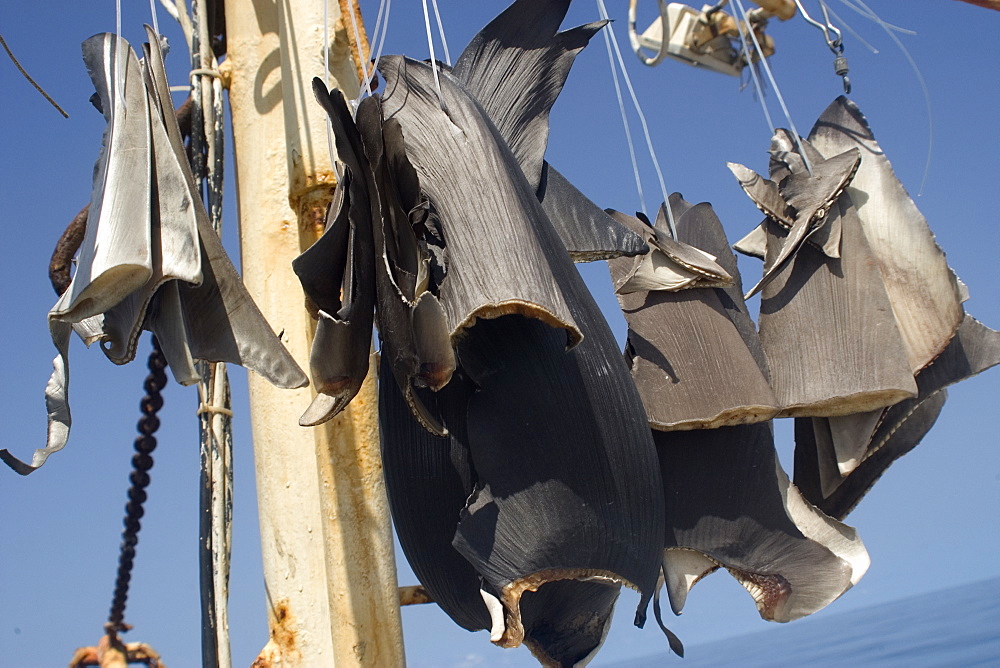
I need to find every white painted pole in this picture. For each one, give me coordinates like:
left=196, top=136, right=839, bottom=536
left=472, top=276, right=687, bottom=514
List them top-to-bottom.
left=224, top=1, right=404, bottom=665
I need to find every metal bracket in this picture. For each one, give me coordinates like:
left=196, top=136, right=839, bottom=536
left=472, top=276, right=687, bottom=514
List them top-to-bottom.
left=628, top=1, right=782, bottom=76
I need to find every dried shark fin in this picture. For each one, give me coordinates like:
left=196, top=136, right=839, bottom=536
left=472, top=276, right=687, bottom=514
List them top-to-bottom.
left=451, top=0, right=644, bottom=262
left=451, top=0, right=603, bottom=192
left=142, top=28, right=306, bottom=389
left=4, top=34, right=151, bottom=476
left=50, top=34, right=153, bottom=325
left=101, top=38, right=205, bottom=369
left=377, top=56, right=581, bottom=347
left=294, top=83, right=378, bottom=424
left=354, top=93, right=451, bottom=436
left=808, top=96, right=965, bottom=374
left=769, top=133, right=850, bottom=261
left=743, top=143, right=860, bottom=299
left=727, top=162, right=794, bottom=227
left=537, top=163, right=649, bottom=261
left=294, top=175, right=351, bottom=318
left=674, top=194, right=772, bottom=381
left=757, top=194, right=916, bottom=417
left=608, top=202, right=778, bottom=431
left=613, top=210, right=731, bottom=295
left=732, top=221, right=768, bottom=260
left=144, top=282, right=200, bottom=385
left=453, top=314, right=664, bottom=648
left=796, top=314, right=1000, bottom=512
left=0, top=321, right=73, bottom=475
left=378, top=361, right=493, bottom=633
left=380, top=361, right=633, bottom=667
left=794, top=392, right=946, bottom=522
left=656, top=423, right=870, bottom=623
left=520, top=579, right=623, bottom=666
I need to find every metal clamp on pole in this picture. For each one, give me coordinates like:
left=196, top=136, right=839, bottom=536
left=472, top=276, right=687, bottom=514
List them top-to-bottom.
left=628, top=0, right=796, bottom=75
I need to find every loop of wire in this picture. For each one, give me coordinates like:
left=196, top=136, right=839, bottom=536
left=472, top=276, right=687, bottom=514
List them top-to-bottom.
left=795, top=0, right=843, bottom=53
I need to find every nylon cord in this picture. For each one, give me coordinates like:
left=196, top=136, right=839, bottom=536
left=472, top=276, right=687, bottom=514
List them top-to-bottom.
left=147, top=0, right=161, bottom=39
left=420, top=0, right=444, bottom=107
left=596, top=0, right=675, bottom=236
left=733, top=0, right=813, bottom=173
left=839, top=0, right=932, bottom=195
left=599, top=19, right=647, bottom=218
left=738, top=20, right=776, bottom=133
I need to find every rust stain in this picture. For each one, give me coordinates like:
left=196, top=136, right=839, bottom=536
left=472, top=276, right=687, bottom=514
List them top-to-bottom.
left=336, top=0, right=371, bottom=87
left=399, top=585, right=434, bottom=606
left=252, top=599, right=300, bottom=667
left=272, top=600, right=298, bottom=652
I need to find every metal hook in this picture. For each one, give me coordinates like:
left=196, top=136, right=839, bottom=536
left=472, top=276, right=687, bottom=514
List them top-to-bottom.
left=628, top=0, right=671, bottom=66
left=793, top=0, right=842, bottom=53
left=795, top=0, right=852, bottom=92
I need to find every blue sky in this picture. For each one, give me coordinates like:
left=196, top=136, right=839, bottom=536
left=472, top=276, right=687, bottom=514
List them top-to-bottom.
left=1, top=1, right=997, bottom=666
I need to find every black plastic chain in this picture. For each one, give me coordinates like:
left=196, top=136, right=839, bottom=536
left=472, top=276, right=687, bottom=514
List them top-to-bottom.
left=106, top=337, right=168, bottom=634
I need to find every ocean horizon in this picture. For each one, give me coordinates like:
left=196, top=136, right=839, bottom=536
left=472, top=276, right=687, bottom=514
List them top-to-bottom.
left=601, top=577, right=1000, bottom=667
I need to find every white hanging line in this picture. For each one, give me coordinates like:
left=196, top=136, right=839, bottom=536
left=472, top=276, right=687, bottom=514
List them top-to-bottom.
left=115, top=0, right=126, bottom=112
left=147, top=0, right=161, bottom=42
left=323, top=0, right=338, bottom=172
left=323, top=0, right=331, bottom=89
left=345, top=0, right=373, bottom=100
left=358, top=0, right=392, bottom=102
left=420, top=0, right=445, bottom=108
left=429, top=0, right=452, bottom=66
left=596, top=0, right=676, bottom=237
left=726, top=0, right=776, bottom=134
left=732, top=0, right=813, bottom=174
left=838, top=0, right=933, bottom=196
left=838, top=0, right=915, bottom=36
left=822, top=2, right=880, bottom=55
left=600, top=19, right=648, bottom=219
left=738, top=22, right=776, bottom=134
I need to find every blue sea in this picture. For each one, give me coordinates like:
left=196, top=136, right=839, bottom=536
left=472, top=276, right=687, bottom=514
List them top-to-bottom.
left=605, top=578, right=1000, bottom=667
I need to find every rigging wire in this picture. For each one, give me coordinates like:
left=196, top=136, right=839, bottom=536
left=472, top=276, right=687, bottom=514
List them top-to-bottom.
left=115, top=0, right=125, bottom=112
left=147, top=0, right=161, bottom=40
left=324, top=0, right=336, bottom=166
left=346, top=0, right=373, bottom=101
left=359, top=0, right=392, bottom=100
left=420, top=0, right=445, bottom=107
left=429, top=0, right=452, bottom=66
left=595, top=0, right=675, bottom=237
left=732, top=0, right=813, bottom=173
left=838, top=0, right=933, bottom=195
left=822, top=2, right=880, bottom=54
left=600, top=20, right=647, bottom=218
left=738, top=27, right=776, bottom=133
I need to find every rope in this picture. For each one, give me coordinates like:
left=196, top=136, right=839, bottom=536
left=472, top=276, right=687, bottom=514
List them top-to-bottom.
left=190, top=2, right=233, bottom=663
left=0, top=35, right=70, bottom=118
left=106, top=340, right=168, bottom=634
left=197, top=403, right=235, bottom=418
